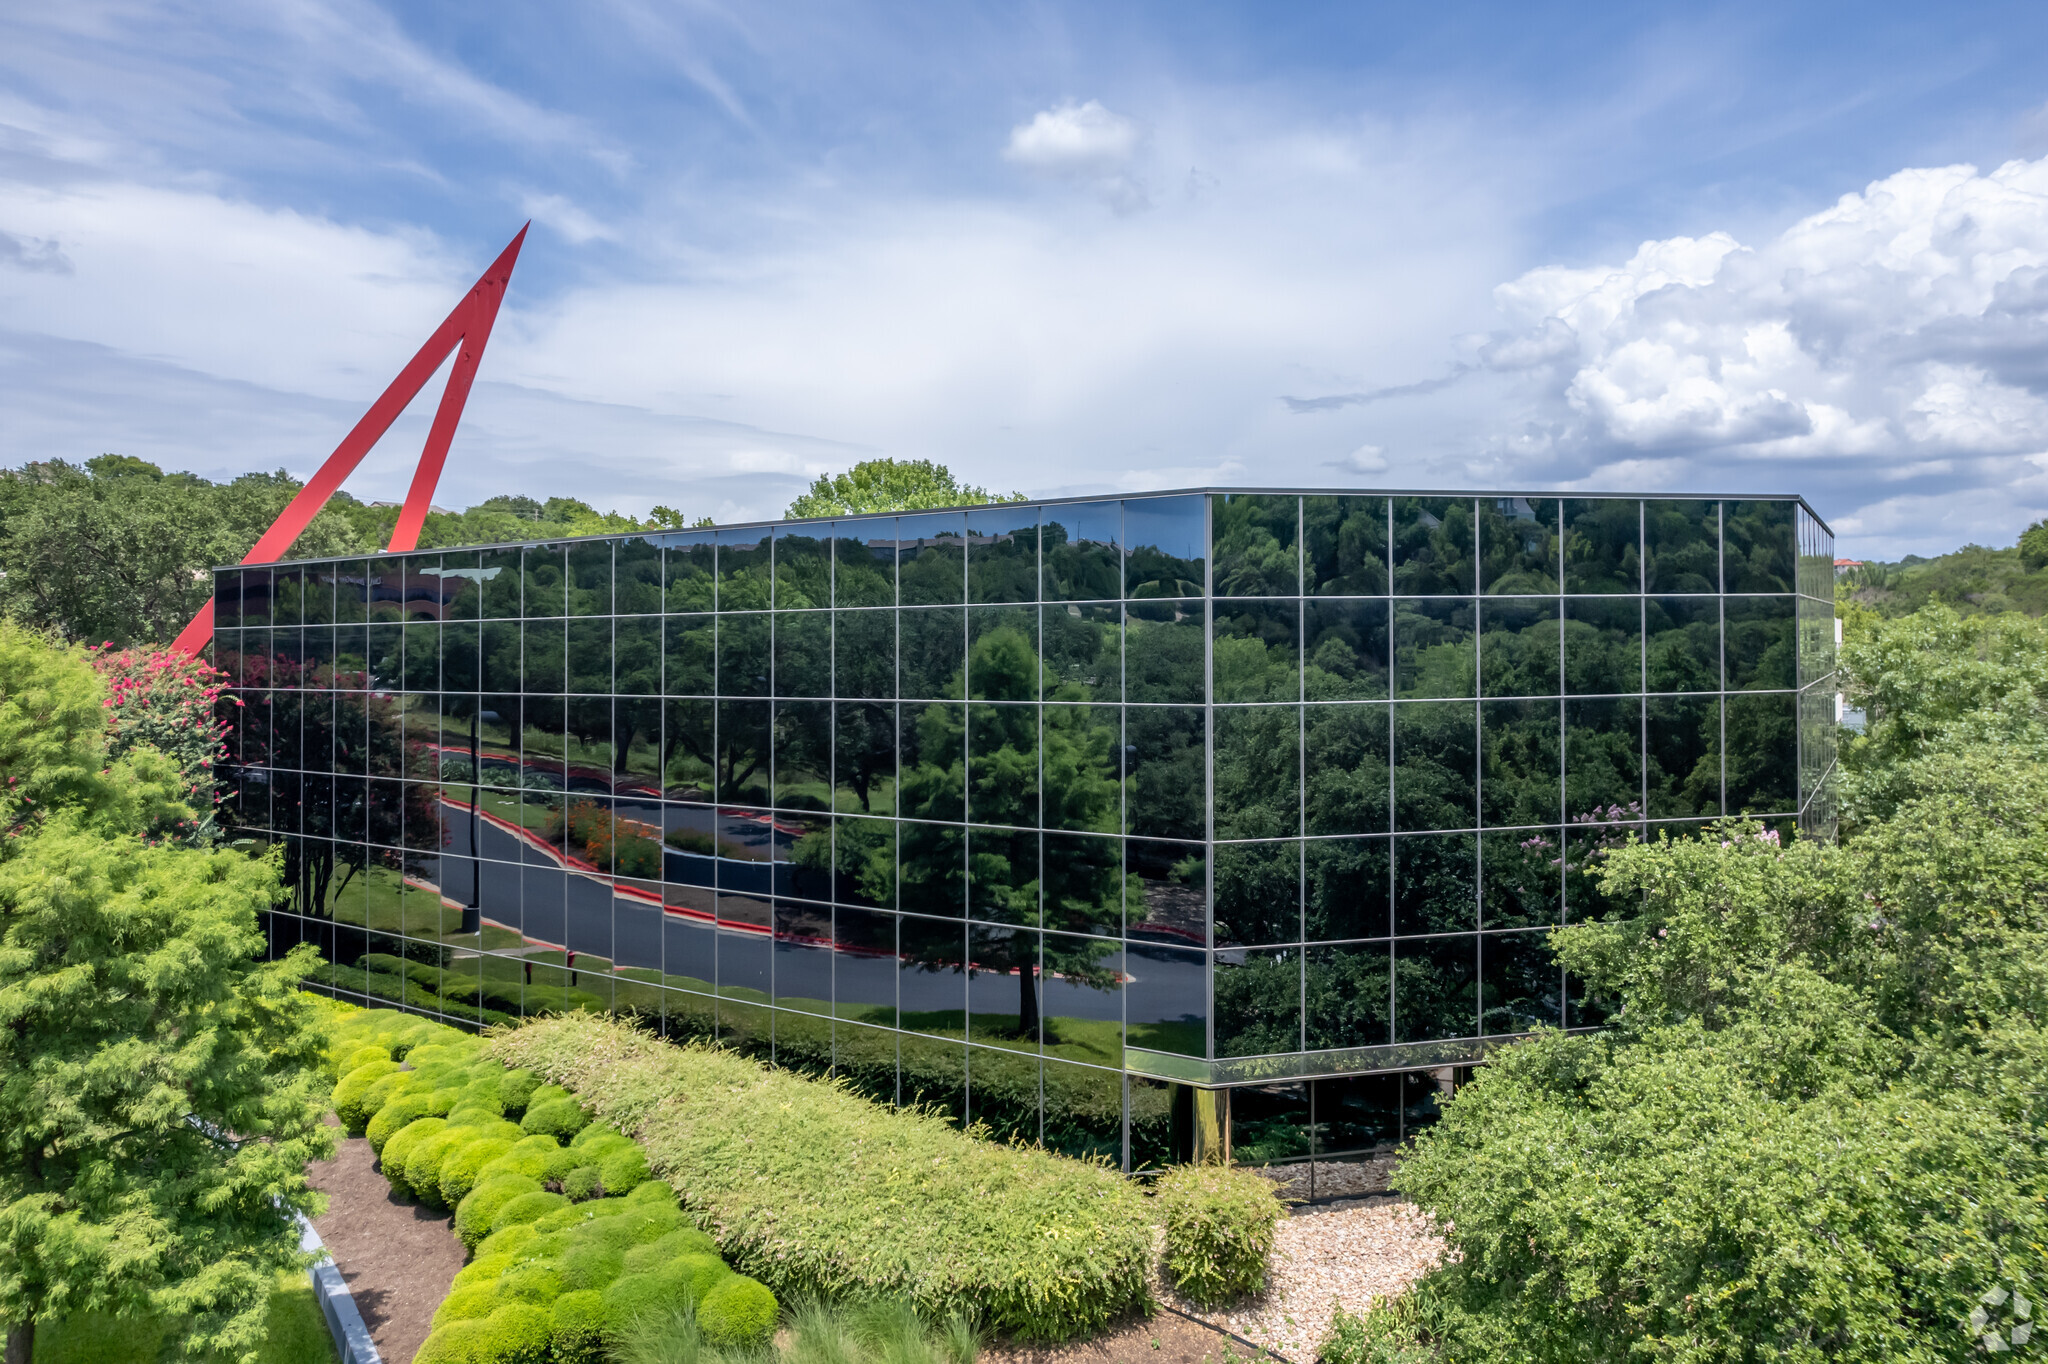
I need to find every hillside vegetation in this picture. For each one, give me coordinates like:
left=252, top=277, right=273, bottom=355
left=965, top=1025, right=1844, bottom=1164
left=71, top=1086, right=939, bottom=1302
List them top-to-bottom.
left=1837, top=517, right=2048, bottom=619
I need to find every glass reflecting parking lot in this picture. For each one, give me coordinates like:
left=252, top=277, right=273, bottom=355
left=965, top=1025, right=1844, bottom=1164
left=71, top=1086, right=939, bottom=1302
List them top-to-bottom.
left=215, top=490, right=1836, bottom=1170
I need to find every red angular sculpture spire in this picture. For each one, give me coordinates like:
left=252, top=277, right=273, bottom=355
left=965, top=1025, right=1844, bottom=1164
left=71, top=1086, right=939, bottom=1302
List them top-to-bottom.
left=170, top=224, right=529, bottom=656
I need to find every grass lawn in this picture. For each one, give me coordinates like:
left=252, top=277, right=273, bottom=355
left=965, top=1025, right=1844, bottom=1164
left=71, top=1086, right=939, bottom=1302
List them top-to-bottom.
left=33, top=1273, right=335, bottom=1364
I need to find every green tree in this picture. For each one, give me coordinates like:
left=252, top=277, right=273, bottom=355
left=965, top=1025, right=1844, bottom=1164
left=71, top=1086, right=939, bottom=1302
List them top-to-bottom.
left=784, top=458, right=1025, bottom=519
left=0, top=624, right=333, bottom=1363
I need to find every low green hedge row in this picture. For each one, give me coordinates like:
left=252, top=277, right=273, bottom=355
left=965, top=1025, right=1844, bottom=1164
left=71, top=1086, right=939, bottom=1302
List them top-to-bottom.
left=358, top=953, right=603, bottom=1021
left=321, top=1007, right=779, bottom=1363
left=489, top=1013, right=1154, bottom=1342
left=1153, top=1164, right=1284, bottom=1307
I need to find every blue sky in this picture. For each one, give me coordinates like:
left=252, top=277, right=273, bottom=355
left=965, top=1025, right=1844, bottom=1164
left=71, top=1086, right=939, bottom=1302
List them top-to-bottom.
left=5, top=2, right=2048, bottom=556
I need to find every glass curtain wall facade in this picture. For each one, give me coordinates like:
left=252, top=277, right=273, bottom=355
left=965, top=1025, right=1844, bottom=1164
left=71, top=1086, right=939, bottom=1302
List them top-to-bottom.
left=214, top=491, right=1835, bottom=1172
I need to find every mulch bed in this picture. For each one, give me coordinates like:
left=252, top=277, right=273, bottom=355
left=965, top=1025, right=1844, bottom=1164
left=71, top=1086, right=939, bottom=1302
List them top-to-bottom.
left=305, top=1118, right=467, bottom=1364
left=984, top=1311, right=1276, bottom=1364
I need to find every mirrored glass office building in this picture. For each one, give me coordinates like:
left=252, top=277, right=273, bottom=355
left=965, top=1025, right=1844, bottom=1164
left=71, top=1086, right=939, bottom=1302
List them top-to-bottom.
left=215, top=491, right=1836, bottom=1172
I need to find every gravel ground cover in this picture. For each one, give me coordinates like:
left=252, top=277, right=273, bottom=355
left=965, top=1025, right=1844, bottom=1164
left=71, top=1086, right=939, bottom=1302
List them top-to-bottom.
left=1159, top=1198, right=1446, bottom=1362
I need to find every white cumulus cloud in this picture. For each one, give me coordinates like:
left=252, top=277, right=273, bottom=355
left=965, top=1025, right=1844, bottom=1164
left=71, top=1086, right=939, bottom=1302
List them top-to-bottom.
left=1004, top=100, right=1148, bottom=213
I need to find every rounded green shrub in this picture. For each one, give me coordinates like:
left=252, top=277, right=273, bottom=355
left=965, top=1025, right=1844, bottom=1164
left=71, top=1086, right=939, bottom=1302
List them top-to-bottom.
left=336, top=1043, right=390, bottom=1079
left=332, top=1059, right=401, bottom=1132
left=357, top=1068, right=418, bottom=1123
left=498, top=1068, right=540, bottom=1117
left=526, top=1082, right=571, bottom=1111
left=424, top=1087, right=463, bottom=1118
left=367, top=1091, right=434, bottom=1154
left=521, top=1098, right=588, bottom=1141
left=446, top=1104, right=504, bottom=1129
left=381, top=1116, right=449, bottom=1197
left=570, top=1123, right=628, bottom=1154
left=407, top=1126, right=483, bottom=1209
left=479, top=1135, right=575, bottom=1188
left=439, top=1137, right=517, bottom=1208
left=597, top=1144, right=650, bottom=1196
left=1153, top=1162, right=1284, bottom=1307
left=561, top=1165, right=603, bottom=1202
left=455, top=1175, right=543, bottom=1250
left=626, top=1179, right=677, bottom=1208
left=491, top=1190, right=569, bottom=1235
left=535, top=1196, right=631, bottom=1235
left=583, top=1206, right=684, bottom=1253
left=473, top=1223, right=539, bottom=1263
left=622, top=1228, right=719, bottom=1276
left=518, top=1231, right=571, bottom=1263
left=557, top=1242, right=626, bottom=1293
left=655, top=1251, right=730, bottom=1308
left=451, top=1253, right=514, bottom=1292
left=496, top=1262, right=563, bottom=1304
left=696, top=1273, right=778, bottom=1348
left=599, top=1274, right=690, bottom=1344
left=432, top=1280, right=502, bottom=1328
left=549, top=1290, right=605, bottom=1364
left=471, top=1302, right=551, bottom=1364
left=413, top=1318, right=487, bottom=1364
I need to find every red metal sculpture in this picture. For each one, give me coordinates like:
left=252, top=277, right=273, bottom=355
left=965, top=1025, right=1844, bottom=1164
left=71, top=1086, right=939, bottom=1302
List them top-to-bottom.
left=170, top=224, right=529, bottom=656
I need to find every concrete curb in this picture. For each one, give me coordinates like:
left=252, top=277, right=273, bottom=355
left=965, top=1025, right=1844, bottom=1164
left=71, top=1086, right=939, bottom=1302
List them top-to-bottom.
left=297, top=1214, right=382, bottom=1364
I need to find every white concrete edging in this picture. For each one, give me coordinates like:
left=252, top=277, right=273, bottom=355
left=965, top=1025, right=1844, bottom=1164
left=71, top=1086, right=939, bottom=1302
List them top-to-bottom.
left=296, top=1215, right=382, bottom=1364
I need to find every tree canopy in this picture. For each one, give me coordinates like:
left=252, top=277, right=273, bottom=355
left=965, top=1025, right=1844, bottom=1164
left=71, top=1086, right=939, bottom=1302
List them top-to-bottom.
left=784, top=458, right=1025, bottom=519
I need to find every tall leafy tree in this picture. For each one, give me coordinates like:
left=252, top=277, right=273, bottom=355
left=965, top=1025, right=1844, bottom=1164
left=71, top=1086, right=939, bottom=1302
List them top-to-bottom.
left=784, top=457, right=1025, bottom=518
left=0, top=624, right=332, bottom=1363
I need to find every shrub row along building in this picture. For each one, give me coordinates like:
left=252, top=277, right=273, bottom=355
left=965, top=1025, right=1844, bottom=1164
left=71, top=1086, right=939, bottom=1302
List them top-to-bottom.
left=214, top=490, right=1838, bottom=1173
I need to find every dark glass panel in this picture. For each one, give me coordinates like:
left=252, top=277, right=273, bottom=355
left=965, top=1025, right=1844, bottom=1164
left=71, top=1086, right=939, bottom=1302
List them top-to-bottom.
left=1212, top=493, right=1299, bottom=597
left=1304, top=494, right=1389, bottom=596
left=1123, top=495, right=1205, bottom=599
left=1391, top=497, right=1475, bottom=595
left=1478, top=497, right=1561, bottom=594
left=1563, top=499, right=1641, bottom=593
left=1645, top=500, right=1719, bottom=593
left=1724, top=500, right=1796, bottom=592
left=1044, top=501, right=1122, bottom=602
left=967, top=506, right=1040, bottom=604
left=898, top=512, right=967, bottom=607
left=833, top=520, right=896, bottom=608
left=773, top=526, right=831, bottom=610
left=717, top=528, right=773, bottom=611
left=662, top=532, right=717, bottom=612
left=615, top=535, right=662, bottom=614
left=567, top=540, right=611, bottom=616
left=521, top=545, right=566, bottom=619
left=478, top=548, right=521, bottom=620
left=442, top=551, right=484, bottom=622
left=401, top=556, right=448, bottom=622
left=356, top=560, right=397, bottom=623
left=337, top=562, right=373, bottom=626
left=270, top=565, right=305, bottom=627
left=302, top=566, right=338, bottom=626
left=248, top=568, right=282, bottom=628
left=216, top=569, right=244, bottom=627
left=1725, top=596, right=1796, bottom=690
left=1646, top=597, right=1720, bottom=693
left=1479, top=598, right=1559, bottom=699
left=1563, top=598, right=1642, bottom=696
left=1393, top=599, right=1476, bottom=699
left=1305, top=600, right=1389, bottom=701
left=1125, top=601, right=1203, bottom=703
left=1214, top=601, right=1299, bottom=702
left=1042, top=602, right=1119, bottom=702
left=968, top=605, right=1039, bottom=701
left=900, top=606, right=965, bottom=700
left=833, top=609, right=895, bottom=699
left=774, top=611, right=832, bottom=698
left=664, top=614, right=714, bottom=696
left=717, top=614, right=770, bottom=697
left=614, top=617, right=660, bottom=696
left=565, top=618, right=610, bottom=694
left=516, top=619, right=560, bottom=694
left=454, top=620, right=493, bottom=693
left=401, top=622, right=437, bottom=692
left=333, top=623, right=368, bottom=688
left=367, top=623, right=402, bottom=689
left=1726, top=691, right=1796, bottom=814
left=1647, top=694, right=1722, bottom=818
left=567, top=697, right=617, bottom=794
left=1564, top=697, right=1643, bottom=820
left=615, top=698, right=663, bottom=796
left=662, top=698, right=714, bottom=801
left=1481, top=698, right=1561, bottom=827
left=715, top=699, right=771, bottom=807
left=773, top=700, right=832, bottom=812
left=834, top=700, right=897, bottom=815
left=900, top=701, right=965, bottom=823
left=1393, top=701, right=1476, bottom=832
left=1304, top=702, right=1390, bottom=836
left=968, top=703, right=1038, bottom=829
left=1043, top=703, right=1119, bottom=834
left=1214, top=705, right=1300, bottom=840
left=1127, top=707, right=1205, bottom=841
left=776, top=814, right=833, bottom=904
left=835, top=819, right=897, bottom=910
left=899, top=823, right=966, bottom=918
left=967, top=830, right=1038, bottom=925
left=1479, top=830, right=1559, bottom=930
left=1042, top=832, right=1121, bottom=936
left=1395, top=833, right=1476, bottom=936
left=1305, top=836, right=1391, bottom=942
left=1126, top=839, right=1206, bottom=946
left=1213, top=840, right=1300, bottom=947
left=774, top=900, right=835, bottom=1015
left=899, top=916, right=967, bottom=1027
left=1481, top=930, right=1561, bottom=1034
left=1394, top=934, right=1478, bottom=1042
left=1305, top=941, right=1392, bottom=1050
left=1127, top=943, right=1205, bottom=1057
left=1215, top=948, right=1301, bottom=1057
left=833, top=1019, right=898, bottom=1103
left=898, top=1033, right=967, bottom=1123
left=968, top=1040, right=1041, bottom=1142
left=1042, top=1061, right=1122, bottom=1164
left=1316, top=1073, right=1401, bottom=1156
left=1230, top=1083, right=1311, bottom=1164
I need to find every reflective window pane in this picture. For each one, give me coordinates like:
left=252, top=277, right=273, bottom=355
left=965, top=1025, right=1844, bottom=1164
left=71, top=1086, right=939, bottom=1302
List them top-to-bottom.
left=1212, top=493, right=1300, bottom=597
left=1304, top=495, right=1389, bottom=596
left=1124, top=496, right=1205, bottom=599
left=1478, top=497, right=1560, bottom=594
left=1392, top=498, right=1474, bottom=595
left=1563, top=499, right=1640, bottom=593
left=1645, top=500, right=1719, bottom=593
left=1043, top=501, right=1122, bottom=602
left=1724, top=501, right=1796, bottom=592
left=967, top=506, right=1040, bottom=604
left=898, top=512, right=966, bottom=607
left=833, top=520, right=897, bottom=608
left=773, top=526, right=830, bottom=610
left=717, top=529, right=773, bottom=611
left=663, top=532, right=717, bottom=611
left=567, top=540, right=611, bottom=616
left=1725, top=596, right=1796, bottom=690
left=1646, top=597, right=1720, bottom=693
left=1479, top=598, right=1558, bottom=699
left=1563, top=598, right=1642, bottom=696
left=1394, top=599, right=1476, bottom=699
left=1305, top=600, right=1389, bottom=701
left=1215, top=601, right=1299, bottom=702
left=1125, top=602, right=1203, bottom=704
left=1043, top=603, right=1120, bottom=701
left=900, top=607, right=965, bottom=700
left=834, top=609, right=896, bottom=699
left=774, top=611, right=832, bottom=698
left=718, top=614, right=770, bottom=697
left=664, top=615, right=714, bottom=695
left=1726, top=691, right=1796, bottom=814
left=1647, top=694, right=1721, bottom=818
left=1564, top=697, right=1643, bottom=820
left=1481, top=698, right=1561, bottom=827
left=773, top=700, right=831, bottom=810
left=834, top=701, right=897, bottom=816
left=1393, top=701, right=1476, bottom=833
left=901, top=702, right=965, bottom=822
left=1043, top=703, right=1119, bottom=833
left=1304, top=703, right=1389, bottom=836
left=968, top=704, right=1038, bottom=829
left=1215, top=705, right=1299, bottom=840
left=1126, top=706, right=1205, bottom=841
left=1479, top=831, right=1559, bottom=930
left=1043, top=832, right=1121, bottom=936
left=1394, top=833, right=1476, bottom=936
left=1305, top=836, right=1390, bottom=942
left=1126, top=839, right=1206, bottom=946
left=1214, top=840, right=1301, bottom=947
left=1480, top=930, right=1561, bottom=1035
left=1393, top=934, right=1477, bottom=1042
left=1306, top=942, right=1392, bottom=1050
left=1215, top=947, right=1300, bottom=1057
